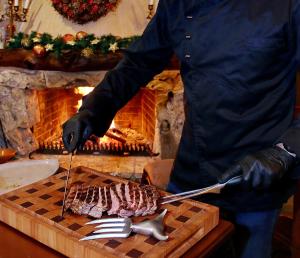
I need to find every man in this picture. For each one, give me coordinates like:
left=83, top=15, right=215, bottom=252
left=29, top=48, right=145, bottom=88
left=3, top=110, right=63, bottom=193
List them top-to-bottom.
left=62, top=1, right=300, bottom=257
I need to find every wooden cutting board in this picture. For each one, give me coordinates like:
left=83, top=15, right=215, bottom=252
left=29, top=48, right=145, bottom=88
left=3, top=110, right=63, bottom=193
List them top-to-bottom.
left=0, top=166, right=219, bottom=258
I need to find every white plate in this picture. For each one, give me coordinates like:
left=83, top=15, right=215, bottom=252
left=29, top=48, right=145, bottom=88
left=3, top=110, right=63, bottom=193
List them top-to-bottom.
left=0, top=159, right=59, bottom=195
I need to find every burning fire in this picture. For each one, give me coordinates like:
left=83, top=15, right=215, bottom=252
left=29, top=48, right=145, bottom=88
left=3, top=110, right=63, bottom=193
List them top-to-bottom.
left=75, top=87, right=115, bottom=130
left=75, top=87, right=94, bottom=109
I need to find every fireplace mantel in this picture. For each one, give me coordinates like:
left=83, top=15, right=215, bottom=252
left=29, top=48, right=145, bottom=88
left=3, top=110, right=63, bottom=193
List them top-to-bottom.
left=0, top=49, right=180, bottom=72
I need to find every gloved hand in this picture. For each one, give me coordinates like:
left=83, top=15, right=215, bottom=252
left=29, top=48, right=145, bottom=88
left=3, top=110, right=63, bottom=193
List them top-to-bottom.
left=62, top=110, right=94, bottom=153
left=219, top=146, right=296, bottom=190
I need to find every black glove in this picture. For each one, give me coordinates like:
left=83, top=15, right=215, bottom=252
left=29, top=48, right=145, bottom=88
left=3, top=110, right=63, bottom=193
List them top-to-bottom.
left=62, top=110, right=94, bottom=152
left=219, top=146, right=296, bottom=190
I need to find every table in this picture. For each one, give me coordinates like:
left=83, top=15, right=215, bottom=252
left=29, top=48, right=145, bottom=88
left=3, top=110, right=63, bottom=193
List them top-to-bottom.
left=0, top=219, right=234, bottom=258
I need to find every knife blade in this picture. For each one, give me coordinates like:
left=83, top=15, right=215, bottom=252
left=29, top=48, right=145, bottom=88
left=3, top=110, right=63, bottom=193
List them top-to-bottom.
left=61, top=149, right=76, bottom=217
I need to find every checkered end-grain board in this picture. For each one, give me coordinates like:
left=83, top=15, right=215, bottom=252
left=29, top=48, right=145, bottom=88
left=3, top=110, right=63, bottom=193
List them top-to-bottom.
left=0, top=166, right=219, bottom=258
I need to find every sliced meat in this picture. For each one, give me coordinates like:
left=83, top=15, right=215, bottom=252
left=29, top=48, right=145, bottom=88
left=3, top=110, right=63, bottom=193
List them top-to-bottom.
left=65, top=182, right=160, bottom=218
left=118, top=183, right=135, bottom=217
left=65, top=184, right=80, bottom=210
left=70, top=184, right=88, bottom=215
left=107, top=184, right=121, bottom=215
left=143, top=185, right=160, bottom=215
left=81, top=186, right=98, bottom=215
left=132, top=186, right=141, bottom=216
left=88, top=187, right=103, bottom=218
left=135, top=187, right=147, bottom=216
left=142, top=187, right=152, bottom=216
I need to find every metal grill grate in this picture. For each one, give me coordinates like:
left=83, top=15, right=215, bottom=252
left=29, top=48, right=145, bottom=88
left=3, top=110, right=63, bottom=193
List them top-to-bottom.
left=37, top=141, right=157, bottom=157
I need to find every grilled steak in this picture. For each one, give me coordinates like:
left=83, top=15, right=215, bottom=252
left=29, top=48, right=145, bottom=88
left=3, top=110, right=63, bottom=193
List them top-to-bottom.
left=65, top=182, right=160, bottom=218
left=117, top=183, right=135, bottom=217
left=107, top=184, right=122, bottom=215
left=88, top=187, right=103, bottom=218
left=135, top=187, right=147, bottom=216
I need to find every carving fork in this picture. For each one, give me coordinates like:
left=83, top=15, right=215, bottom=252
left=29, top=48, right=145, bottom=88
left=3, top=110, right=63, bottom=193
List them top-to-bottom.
left=80, top=209, right=168, bottom=241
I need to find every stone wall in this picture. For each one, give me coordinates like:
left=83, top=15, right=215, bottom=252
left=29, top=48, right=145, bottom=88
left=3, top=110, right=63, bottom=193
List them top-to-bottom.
left=0, top=68, right=106, bottom=154
left=149, top=71, right=184, bottom=159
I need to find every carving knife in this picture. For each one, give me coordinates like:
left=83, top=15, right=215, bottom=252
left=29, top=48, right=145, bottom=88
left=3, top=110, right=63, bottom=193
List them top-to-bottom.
left=61, top=149, right=76, bottom=217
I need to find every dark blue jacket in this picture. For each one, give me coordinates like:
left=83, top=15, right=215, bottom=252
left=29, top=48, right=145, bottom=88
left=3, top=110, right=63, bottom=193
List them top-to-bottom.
left=81, top=0, right=300, bottom=211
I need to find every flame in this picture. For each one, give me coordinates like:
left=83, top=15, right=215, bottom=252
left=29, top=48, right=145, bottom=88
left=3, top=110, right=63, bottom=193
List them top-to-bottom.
left=75, top=87, right=94, bottom=109
left=75, top=87, right=115, bottom=133
left=110, top=120, right=115, bottom=128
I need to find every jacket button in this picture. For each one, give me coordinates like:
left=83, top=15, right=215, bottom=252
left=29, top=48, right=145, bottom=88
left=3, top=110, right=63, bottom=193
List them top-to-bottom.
left=186, top=15, right=193, bottom=19
left=185, top=35, right=191, bottom=39
left=185, top=54, right=191, bottom=58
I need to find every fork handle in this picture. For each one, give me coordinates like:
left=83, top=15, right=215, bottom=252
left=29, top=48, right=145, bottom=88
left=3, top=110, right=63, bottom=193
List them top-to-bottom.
left=223, top=175, right=242, bottom=186
left=161, top=176, right=243, bottom=205
left=160, top=184, right=224, bottom=204
left=131, top=223, right=168, bottom=241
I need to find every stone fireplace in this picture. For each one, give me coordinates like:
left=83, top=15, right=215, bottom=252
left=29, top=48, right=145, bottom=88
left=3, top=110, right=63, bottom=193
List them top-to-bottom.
left=0, top=67, right=184, bottom=175
left=33, top=86, right=157, bottom=156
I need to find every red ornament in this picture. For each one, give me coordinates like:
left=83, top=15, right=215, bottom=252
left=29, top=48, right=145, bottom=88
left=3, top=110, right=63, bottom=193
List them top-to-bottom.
left=81, top=3, right=87, bottom=10
left=106, top=3, right=114, bottom=10
left=62, top=4, right=69, bottom=13
left=91, top=4, right=99, bottom=14
left=67, top=10, right=74, bottom=18
left=76, top=31, right=88, bottom=40
left=62, top=33, right=75, bottom=43
left=33, top=44, right=46, bottom=57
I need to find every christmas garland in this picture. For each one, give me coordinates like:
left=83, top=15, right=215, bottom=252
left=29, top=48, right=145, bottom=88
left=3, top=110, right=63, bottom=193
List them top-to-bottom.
left=51, top=0, right=120, bottom=24
left=6, top=31, right=140, bottom=58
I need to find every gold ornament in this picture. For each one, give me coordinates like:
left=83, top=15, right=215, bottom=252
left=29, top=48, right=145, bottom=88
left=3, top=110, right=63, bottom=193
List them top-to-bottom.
left=76, top=31, right=88, bottom=40
left=35, top=32, right=42, bottom=38
left=62, top=33, right=75, bottom=43
left=21, top=37, right=31, bottom=48
left=32, top=37, right=41, bottom=43
left=91, top=38, right=100, bottom=45
left=66, top=40, right=76, bottom=46
left=108, top=42, right=119, bottom=53
left=33, top=44, right=46, bottom=57
left=45, top=44, right=54, bottom=51
left=81, top=47, right=94, bottom=58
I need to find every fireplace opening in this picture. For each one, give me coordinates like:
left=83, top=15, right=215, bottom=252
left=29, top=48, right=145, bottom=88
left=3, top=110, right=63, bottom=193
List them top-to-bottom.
left=33, top=87, right=158, bottom=156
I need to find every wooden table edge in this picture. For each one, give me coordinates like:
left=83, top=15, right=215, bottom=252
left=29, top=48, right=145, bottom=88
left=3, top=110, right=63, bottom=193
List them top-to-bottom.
left=0, top=218, right=234, bottom=258
left=182, top=219, right=235, bottom=258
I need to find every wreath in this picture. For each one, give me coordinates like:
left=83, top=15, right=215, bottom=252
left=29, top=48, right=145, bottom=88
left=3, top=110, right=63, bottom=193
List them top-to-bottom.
left=51, top=0, right=120, bottom=24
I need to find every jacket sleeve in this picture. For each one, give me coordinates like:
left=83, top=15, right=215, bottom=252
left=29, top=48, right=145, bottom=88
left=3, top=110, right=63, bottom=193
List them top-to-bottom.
left=79, top=0, right=173, bottom=136
left=295, top=0, right=300, bottom=67
left=276, top=1, right=300, bottom=156
left=278, top=119, right=300, bottom=157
